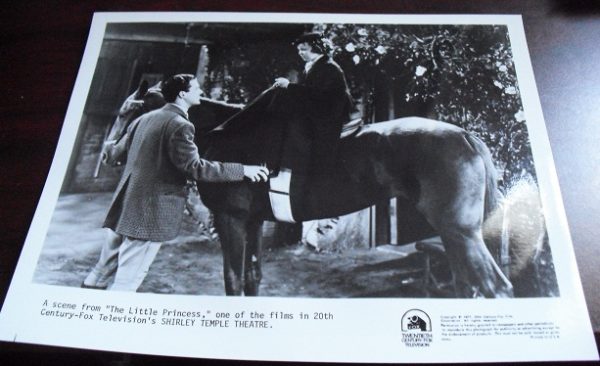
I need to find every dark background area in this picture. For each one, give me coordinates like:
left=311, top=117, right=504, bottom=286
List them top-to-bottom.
left=1, top=0, right=599, bottom=365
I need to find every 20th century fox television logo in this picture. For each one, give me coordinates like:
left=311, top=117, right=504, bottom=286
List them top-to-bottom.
left=401, top=309, right=433, bottom=347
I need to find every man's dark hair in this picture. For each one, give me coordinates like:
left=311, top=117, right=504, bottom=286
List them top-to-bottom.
left=293, top=32, right=330, bottom=55
left=161, top=74, right=195, bottom=103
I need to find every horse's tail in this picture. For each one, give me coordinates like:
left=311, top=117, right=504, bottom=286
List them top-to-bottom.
left=463, top=132, right=500, bottom=218
left=505, top=178, right=558, bottom=296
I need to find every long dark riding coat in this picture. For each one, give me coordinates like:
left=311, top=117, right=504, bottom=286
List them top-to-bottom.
left=265, top=55, right=353, bottom=176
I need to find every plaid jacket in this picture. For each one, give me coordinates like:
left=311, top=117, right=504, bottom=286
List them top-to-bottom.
left=103, top=103, right=244, bottom=241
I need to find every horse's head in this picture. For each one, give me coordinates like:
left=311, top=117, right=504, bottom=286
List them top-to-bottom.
left=100, top=80, right=166, bottom=166
left=107, top=80, right=166, bottom=141
left=143, top=82, right=166, bottom=112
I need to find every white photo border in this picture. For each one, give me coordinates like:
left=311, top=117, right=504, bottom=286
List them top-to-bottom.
left=0, top=12, right=597, bottom=363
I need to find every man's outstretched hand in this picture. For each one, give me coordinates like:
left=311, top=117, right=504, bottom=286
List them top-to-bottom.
left=243, top=165, right=269, bottom=182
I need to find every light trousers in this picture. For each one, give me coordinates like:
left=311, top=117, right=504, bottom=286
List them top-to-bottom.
left=83, top=230, right=161, bottom=291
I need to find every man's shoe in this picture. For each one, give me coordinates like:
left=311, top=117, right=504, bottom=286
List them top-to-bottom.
left=81, top=282, right=107, bottom=290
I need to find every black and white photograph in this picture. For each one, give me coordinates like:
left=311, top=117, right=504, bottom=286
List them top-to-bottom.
left=0, top=12, right=596, bottom=363
left=31, top=19, right=557, bottom=299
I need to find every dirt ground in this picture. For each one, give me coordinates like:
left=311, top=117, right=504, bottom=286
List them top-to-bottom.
left=33, top=193, right=440, bottom=297
left=140, top=241, right=432, bottom=297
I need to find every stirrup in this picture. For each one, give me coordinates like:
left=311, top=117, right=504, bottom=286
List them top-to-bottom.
left=268, top=168, right=296, bottom=223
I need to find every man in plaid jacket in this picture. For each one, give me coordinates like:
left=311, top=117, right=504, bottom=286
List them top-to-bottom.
left=83, top=74, right=268, bottom=291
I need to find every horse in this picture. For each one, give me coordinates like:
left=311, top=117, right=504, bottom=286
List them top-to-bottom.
left=106, top=82, right=517, bottom=298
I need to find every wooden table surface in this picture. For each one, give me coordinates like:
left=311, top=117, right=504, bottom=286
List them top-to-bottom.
left=1, top=1, right=599, bottom=364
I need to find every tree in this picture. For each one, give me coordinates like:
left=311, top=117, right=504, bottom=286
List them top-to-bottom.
left=321, top=24, right=534, bottom=188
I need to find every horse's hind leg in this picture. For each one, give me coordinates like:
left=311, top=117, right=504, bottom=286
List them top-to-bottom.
left=419, top=158, right=513, bottom=298
left=213, top=213, right=246, bottom=295
left=244, top=219, right=263, bottom=296
left=439, top=225, right=513, bottom=298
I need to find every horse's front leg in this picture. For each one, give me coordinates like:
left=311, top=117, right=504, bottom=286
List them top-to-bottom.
left=213, top=213, right=247, bottom=296
left=244, top=219, right=263, bottom=296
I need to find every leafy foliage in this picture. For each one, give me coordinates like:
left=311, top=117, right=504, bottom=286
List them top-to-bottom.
left=205, top=24, right=535, bottom=188
left=320, top=24, right=534, bottom=188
